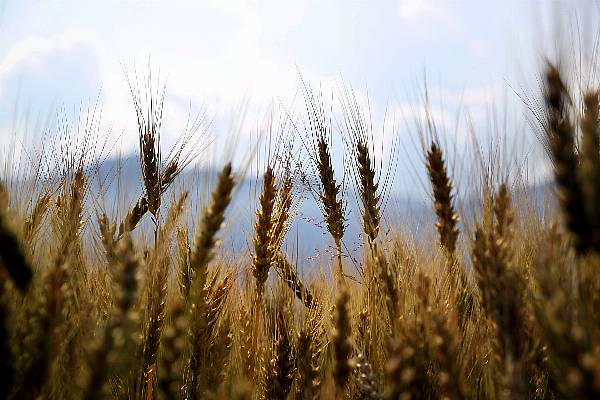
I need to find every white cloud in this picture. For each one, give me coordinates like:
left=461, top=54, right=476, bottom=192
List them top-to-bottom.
left=397, top=0, right=456, bottom=28
left=0, top=11, right=341, bottom=168
left=0, top=30, right=101, bottom=95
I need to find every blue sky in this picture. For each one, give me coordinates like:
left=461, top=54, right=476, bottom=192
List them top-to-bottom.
left=0, top=0, right=594, bottom=196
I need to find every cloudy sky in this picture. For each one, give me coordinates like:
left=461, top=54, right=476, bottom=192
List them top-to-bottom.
left=0, top=0, right=595, bottom=196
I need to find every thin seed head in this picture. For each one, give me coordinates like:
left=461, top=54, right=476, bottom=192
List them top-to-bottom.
left=544, top=64, right=591, bottom=254
left=580, top=90, right=600, bottom=249
left=140, top=130, right=161, bottom=217
left=317, top=136, right=345, bottom=245
left=356, top=140, right=380, bottom=243
left=426, top=142, right=459, bottom=257
left=118, top=159, right=182, bottom=239
left=161, top=159, right=179, bottom=192
left=270, top=160, right=295, bottom=252
left=184, top=162, right=236, bottom=400
left=188, top=163, right=235, bottom=296
left=252, top=167, right=277, bottom=295
left=494, top=183, right=512, bottom=239
left=472, top=186, right=527, bottom=362
left=24, top=193, right=51, bottom=244
left=138, top=193, right=187, bottom=397
left=118, top=196, right=149, bottom=238
left=98, top=213, right=116, bottom=263
left=177, top=226, right=192, bottom=298
left=84, top=233, right=140, bottom=399
left=273, top=251, right=314, bottom=309
left=186, top=273, right=232, bottom=399
left=333, top=288, right=353, bottom=392
left=239, top=304, right=255, bottom=379
left=264, top=312, right=295, bottom=400
left=296, top=327, right=321, bottom=400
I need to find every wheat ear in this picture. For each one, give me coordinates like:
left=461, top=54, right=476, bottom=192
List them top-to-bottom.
left=544, top=64, right=591, bottom=254
left=580, top=90, right=600, bottom=250
left=316, top=136, right=346, bottom=278
left=356, top=139, right=381, bottom=245
left=426, top=142, right=459, bottom=259
left=187, top=162, right=235, bottom=297
left=184, top=164, right=235, bottom=399
left=250, top=166, right=277, bottom=370
left=252, top=166, right=277, bottom=295
left=23, top=192, right=51, bottom=245
left=137, top=193, right=187, bottom=397
left=84, top=233, right=139, bottom=399
left=273, top=251, right=314, bottom=309
left=333, top=287, right=354, bottom=395
left=264, top=311, right=295, bottom=400
left=295, top=325, right=322, bottom=400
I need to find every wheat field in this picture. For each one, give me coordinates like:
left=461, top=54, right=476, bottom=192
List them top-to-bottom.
left=1, top=43, right=600, bottom=400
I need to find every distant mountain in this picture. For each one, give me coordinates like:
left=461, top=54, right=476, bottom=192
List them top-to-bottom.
left=86, top=156, right=556, bottom=270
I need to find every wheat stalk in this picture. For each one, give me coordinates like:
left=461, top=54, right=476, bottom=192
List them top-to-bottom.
left=544, top=63, right=591, bottom=254
left=302, top=84, right=346, bottom=280
left=580, top=90, right=600, bottom=250
left=316, top=136, right=346, bottom=278
left=355, top=139, right=381, bottom=245
left=426, top=141, right=460, bottom=259
left=270, top=157, right=295, bottom=251
left=117, top=161, right=181, bottom=240
left=183, top=163, right=235, bottom=399
left=187, top=163, right=235, bottom=297
left=250, top=166, right=277, bottom=372
left=252, top=166, right=277, bottom=296
left=471, top=184, right=530, bottom=396
left=23, top=193, right=51, bottom=246
left=137, top=193, right=187, bottom=397
left=97, top=213, right=116, bottom=263
left=176, top=226, right=192, bottom=298
left=84, top=233, right=139, bottom=399
left=372, top=245, right=398, bottom=331
left=273, top=251, right=314, bottom=309
left=10, top=253, right=70, bottom=399
left=186, top=272, right=232, bottom=399
left=385, top=276, right=432, bottom=400
left=332, top=287, right=354, bottom=395
left=158, top=299, right=186, bottom=399
left=239, top=303, right=256, bottom=379
left=428, top=310, right=469, bottom=400
left=264, top=311, right=295, bottom=400
left=295, top=326, right=322, bottom=400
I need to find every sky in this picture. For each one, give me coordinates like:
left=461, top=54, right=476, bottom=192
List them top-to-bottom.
left=0, top=0, right=596, bottom=197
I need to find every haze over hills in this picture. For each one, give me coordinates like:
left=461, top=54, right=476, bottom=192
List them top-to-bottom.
left=88, top=154, right=554, bottom=273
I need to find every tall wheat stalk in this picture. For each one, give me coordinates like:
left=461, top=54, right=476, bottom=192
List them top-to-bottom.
left=543, top=64, right=591, bottom=254
left=302, top=83, right=346, bottom=281
left=425, top=142, right=459, bottom=260
left=185, top=163, right=235, bottom=399
left=250, top=166, right=277, bottom=371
